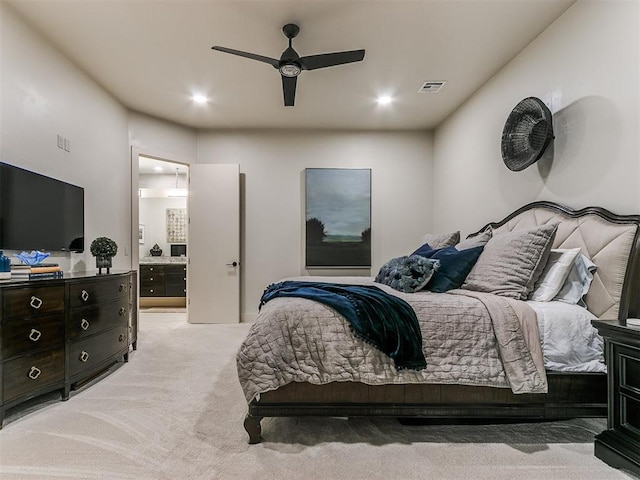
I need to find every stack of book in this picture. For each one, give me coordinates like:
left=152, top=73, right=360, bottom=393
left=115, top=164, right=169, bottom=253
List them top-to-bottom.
left=11, top=263, right=63, bottom=280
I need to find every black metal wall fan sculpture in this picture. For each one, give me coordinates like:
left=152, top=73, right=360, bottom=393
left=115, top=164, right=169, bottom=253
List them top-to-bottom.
left=212, top=24, right=365, bottom=107
left=501, top=97, right=555, bottom=171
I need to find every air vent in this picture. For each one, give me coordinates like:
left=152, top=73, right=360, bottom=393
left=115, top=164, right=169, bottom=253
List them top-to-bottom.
left=419, top=81, right=446, bottom=93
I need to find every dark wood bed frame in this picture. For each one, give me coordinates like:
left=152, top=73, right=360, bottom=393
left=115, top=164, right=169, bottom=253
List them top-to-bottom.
left=243, top=201, right=640, bottom=443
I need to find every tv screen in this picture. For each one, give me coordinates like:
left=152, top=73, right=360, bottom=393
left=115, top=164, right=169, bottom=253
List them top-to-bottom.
left=0, top=162, right=84, bottom=252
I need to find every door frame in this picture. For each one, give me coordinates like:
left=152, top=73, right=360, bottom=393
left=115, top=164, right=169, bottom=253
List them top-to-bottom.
left=130, top=146, right=191, bottom=299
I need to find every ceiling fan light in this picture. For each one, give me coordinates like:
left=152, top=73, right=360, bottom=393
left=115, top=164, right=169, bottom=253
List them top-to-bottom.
left=280, top=63, right=301, bottom=77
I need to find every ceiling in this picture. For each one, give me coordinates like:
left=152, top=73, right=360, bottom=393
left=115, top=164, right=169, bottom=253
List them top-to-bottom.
left=7, top=0, right=576, bottom=131
left=138, top=155, right=189, bottom=176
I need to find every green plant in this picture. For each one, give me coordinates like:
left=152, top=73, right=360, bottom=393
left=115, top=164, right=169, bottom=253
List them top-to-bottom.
left=306, top=217, right=327, bottom=245
left=90, top=237, right=118, bottom=257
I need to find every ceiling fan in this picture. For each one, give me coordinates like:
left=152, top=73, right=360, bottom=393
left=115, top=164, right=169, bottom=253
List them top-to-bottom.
left=212, top=24, right=365, bottom=107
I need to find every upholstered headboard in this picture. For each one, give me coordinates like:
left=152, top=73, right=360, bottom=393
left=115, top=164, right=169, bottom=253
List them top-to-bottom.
left=473, top=202, right=640, bottom=322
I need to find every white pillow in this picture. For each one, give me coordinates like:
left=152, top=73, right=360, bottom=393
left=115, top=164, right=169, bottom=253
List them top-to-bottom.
left=529, top=248, right=581, bottom=302
left=553, top=253, right=597, bottom=307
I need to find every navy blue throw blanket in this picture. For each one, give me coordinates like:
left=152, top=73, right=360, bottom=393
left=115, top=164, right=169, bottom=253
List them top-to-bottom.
left=259, top=281, right=427, bottom=370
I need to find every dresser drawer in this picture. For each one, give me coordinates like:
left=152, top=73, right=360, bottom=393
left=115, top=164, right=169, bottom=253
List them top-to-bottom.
left=165, top=264, right=187, bottom=275
left=140, top=265, right=165, bottom=278
left=165, top=269, right=186, bottom=297
left=140, top=272, right=165, bottom=286
left=166, top=272, right=186, bottom=286
left=140, top=275, right=164, bottom=287
left=69, top=276, right=129, bottom=308
left=165, top=284, right=186, bottom=297
left=140, top=285, right=165, bottom=296
left=3, top=286, right=65, bottom=319
left=68, top=300, right=128, bottom=341
left=2, top=314, right=65, bottom=359
left=69, top=326, right=128, bottom=378
left=3, top=348, right=65, bottom=402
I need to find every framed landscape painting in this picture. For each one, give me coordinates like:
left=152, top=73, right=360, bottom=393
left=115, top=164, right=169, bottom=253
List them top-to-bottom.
left=305, top=168, right=371, bottom=268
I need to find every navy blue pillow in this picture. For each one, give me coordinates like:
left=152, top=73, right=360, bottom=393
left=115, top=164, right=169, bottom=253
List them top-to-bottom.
left=411, top=242, right=434, bottom=257
left=415, top=246, right=484, bottom=293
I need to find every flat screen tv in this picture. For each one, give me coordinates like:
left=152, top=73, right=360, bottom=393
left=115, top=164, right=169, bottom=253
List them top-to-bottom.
left=0, top=162, right=84, bottom=252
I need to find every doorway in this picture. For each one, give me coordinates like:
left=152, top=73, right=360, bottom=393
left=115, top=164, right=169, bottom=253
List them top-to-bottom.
left=137, top=155, right=189, bottom=311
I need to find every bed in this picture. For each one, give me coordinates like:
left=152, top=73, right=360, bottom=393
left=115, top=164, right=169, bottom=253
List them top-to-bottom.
left=237, top=201, right=640, bottom=443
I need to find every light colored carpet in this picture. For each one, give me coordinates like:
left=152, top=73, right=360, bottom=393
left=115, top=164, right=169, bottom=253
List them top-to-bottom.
left=0, top=313, right=635, bottom=480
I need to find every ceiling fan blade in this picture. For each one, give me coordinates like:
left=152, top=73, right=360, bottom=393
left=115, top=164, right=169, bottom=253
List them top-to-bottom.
left=211, top=46, right=279, bottom=67
left=299, top=49, right=365, bottom=70
left=281, top=75, right=297, bottom=107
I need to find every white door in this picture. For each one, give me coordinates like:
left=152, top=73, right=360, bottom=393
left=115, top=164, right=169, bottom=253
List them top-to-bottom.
left=187, top=164, right=240, bottom=323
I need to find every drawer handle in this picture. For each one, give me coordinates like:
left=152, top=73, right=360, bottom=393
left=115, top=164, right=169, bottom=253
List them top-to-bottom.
left=149, top=267, right=154, bottom=271
left=150, top=277, right=154, bottom=281
left=119, top=283, right=126, bottom=292
left=150, top=289, right=154, bottom=293
left=81, top=290, right=89, bottom=302
left=30, top=296, right=43, bottom=309
left=119, top=307, right=126, bottom=316
left=81, top=318, right=90, bottom=331
left=28, top=328, right=42, bottom=342
left=119, top=333, right=125, bottom=342
left=79, top=351, right=89, bottom=363
left=28, top=366, right=41, bottom=380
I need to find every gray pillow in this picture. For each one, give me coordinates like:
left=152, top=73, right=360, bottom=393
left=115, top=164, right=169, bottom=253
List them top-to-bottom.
left=461, top=223, right=558, bottom=300
left=456, top=228, right=492, bottom=250
left=420, top=231, right=460, bottom=249
left=375, top=255, right=440, bottom=293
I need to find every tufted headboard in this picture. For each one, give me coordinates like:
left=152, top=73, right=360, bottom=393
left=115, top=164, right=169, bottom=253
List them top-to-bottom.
left=473, top=202, right=640, bottom=322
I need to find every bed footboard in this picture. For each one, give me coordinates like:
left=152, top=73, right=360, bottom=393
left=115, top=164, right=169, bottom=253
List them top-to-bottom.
left=243, top=373, right=607, bottom=444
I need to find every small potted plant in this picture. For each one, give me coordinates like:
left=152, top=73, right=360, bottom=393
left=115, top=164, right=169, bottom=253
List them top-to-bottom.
left=90, top=237, right=118, bottom=274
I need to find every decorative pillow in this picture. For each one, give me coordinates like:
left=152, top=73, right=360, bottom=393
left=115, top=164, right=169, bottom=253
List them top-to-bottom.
left=461, top=223, right=558, bottom=300
left=456, top=228, right=492, bottom=250
left=420, top=231, right=460, bottom=249
left=411, top=242, right=434, bottom=257
left=418, top=246, right=485, bottom=293
left=529, top=248, right=581, bottom=302
left=553, top=253, right=597, bottom=307
left=374, top=255, right=440, bottom=293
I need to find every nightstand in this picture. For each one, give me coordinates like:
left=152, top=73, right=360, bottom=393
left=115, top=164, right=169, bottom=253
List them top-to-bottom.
left=591, top=319, right=640, bottom=476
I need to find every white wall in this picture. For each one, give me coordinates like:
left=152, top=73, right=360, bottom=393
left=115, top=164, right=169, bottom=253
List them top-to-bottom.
left=433, top=0, right=640, bottom=236
left=0, top=3, right=132, bottom=271
left=129, top=111, right=197, bottom=165
left=197, top=130, right=433, bottom=320
left=139, top=196, right=187, bottom=259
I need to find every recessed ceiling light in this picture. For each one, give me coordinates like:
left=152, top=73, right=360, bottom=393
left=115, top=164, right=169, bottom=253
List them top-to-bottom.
left=192, top=94, right=209, bottom=105
left=377, top=95, right=393, bottom=106
left=154, top=166, right=163, bottom=172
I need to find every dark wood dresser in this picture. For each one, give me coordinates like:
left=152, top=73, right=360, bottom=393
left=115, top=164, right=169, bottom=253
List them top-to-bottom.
left=140, top=264, right=186, bottom=298
left=0, top=271, right=137, bottom=427
left=592, top=319, right=640, bottom=476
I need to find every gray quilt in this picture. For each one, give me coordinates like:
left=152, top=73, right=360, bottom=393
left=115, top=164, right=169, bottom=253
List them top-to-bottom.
left=237, top=277, right=547, bottom=402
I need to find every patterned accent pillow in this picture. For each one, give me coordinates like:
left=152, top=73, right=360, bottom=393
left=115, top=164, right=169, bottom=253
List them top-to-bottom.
left=461, top=223, right=558, bottom=300
left=375, top=255, right=440, bottom=293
